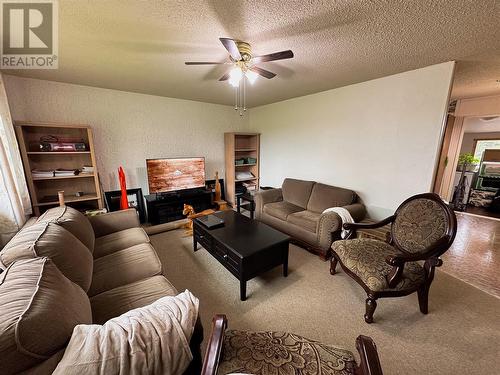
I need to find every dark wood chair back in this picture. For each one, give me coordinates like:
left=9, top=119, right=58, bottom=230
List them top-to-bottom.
left=390, top=193, right=457, bottom=259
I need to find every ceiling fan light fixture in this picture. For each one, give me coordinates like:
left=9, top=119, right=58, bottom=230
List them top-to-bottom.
left=229, top=66, right=242, bottom=87
left=245, top=70, right=258, bottom=84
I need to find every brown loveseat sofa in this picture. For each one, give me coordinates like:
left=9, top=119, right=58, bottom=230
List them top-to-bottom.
left=255, top=178, right=366, bottom=259
left=0, top=206, right=202, bottom=374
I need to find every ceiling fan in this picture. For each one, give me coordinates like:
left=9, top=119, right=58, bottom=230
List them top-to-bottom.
left=185, top=38, right=294, bottom=87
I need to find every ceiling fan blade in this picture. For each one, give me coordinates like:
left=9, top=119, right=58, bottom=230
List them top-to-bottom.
left=219, top=38, right=241, bottom=60
left=252, top=50, right=294, bottom=64
left=185, top=61, right=226, bottom=65
left=249, top=66, right=276, bottom=79
left=218, top=72, right=230, bottom=81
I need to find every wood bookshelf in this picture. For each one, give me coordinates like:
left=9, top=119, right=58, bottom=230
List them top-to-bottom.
left=15, top=122, right=103, bottom=216
left=224, top=132, right=260, bottom=206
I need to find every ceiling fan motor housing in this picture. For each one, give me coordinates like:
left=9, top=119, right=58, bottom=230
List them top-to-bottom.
left=236, top=41, right=252, bottom=61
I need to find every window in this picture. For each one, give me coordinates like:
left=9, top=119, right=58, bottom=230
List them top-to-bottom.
left=474, top=139, right=500, bottom=161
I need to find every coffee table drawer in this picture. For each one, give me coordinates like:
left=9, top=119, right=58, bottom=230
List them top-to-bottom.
left=194, top=230, right=212, bottom=250
left=212, top=240, right=240, bottom=274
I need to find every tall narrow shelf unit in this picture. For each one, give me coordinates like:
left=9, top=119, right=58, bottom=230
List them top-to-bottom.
left=15, top=122, right=103, bottom=216
left=224, top=132, right=260, bottom=206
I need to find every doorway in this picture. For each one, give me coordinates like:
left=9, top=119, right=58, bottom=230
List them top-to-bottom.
left=434, top=96, right=500, bottom=219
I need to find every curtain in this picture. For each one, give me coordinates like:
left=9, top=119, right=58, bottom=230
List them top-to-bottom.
left=0, top=73, right=31, bottom=247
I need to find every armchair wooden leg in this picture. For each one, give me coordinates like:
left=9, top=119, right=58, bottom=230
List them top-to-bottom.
left=330, top=257, right=338, bottom=275
left=417, top=284, right=430, bottom=314
left=364, top=296, right=377, bottom=324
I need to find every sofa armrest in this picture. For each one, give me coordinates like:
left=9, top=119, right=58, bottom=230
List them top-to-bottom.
left=254, top=188, right=283, bottom=220
left=317, top=203, right=367, bottom=250
left=343, top=203, right=367, bottom=222
left=88, top=209, right=140, bottom=237
left=317, top=210, right=343, bottom=250
left=201, top=314, right=228, bottom=375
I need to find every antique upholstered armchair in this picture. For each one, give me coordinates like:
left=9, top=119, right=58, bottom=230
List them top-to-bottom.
left=330, top=193, right=457, bottom=324
left=201, top=315, right=383, bottom=375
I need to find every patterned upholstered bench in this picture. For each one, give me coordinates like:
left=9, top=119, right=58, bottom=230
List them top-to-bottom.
left=201, top=315, right=383, bottom=375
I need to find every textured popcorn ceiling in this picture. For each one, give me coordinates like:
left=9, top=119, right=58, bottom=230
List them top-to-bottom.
left=3, top=0, right=500, bottom=107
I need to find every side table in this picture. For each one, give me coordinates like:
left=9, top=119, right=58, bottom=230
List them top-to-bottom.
left=236, top=192, right=255, bottom=219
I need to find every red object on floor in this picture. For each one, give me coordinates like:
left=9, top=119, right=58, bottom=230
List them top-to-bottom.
left=118, top=167, right=128, bottom=210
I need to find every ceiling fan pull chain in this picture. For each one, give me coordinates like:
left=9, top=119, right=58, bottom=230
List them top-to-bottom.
left=243, top=77, right=247, bottom=112
left=239, top=84, right=243, bottom=116
left=234, top=85, right=238, bottom=110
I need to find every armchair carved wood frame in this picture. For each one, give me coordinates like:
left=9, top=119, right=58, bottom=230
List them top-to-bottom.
left=330, top=193, right=457, bottom=324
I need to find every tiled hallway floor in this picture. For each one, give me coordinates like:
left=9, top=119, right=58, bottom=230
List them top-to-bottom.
left=441, top=212, right=500, bottom=298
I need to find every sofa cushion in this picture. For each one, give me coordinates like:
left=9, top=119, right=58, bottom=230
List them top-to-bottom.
left=282, top=178, right=315, bottom=208
left=307, top=183, right=356, bottom=213
left=263, top=201, right=304, bottom=221
left=37, top=206, right=95, bottom=252
left=287, top=210, right=320, bottom=233
left=261, top=211, right=318, bottom=250
left=0, top=222, right=93, bottom=291
left=94, top=227, right=150, bottom=259
left=332, top=238, right=425, bottom=292
left=89, top=242, right=163, bottom=297
left=0, top=258, right=92, bottom=374
left=90, top=275, right=178, bottom=324
left=218, top=330, right=357, bottom=375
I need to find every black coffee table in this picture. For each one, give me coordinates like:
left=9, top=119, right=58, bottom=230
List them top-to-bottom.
left=193, top=210, right=290, bottom=301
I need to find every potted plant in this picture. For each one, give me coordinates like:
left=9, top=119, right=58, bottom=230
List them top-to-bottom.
left=457, top=153, right=480, bottom=172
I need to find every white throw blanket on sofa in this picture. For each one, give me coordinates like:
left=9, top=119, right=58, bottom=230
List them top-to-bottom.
left=323, top=207, right=354, bottom=239
left=53, top=290, right=199, bottom=375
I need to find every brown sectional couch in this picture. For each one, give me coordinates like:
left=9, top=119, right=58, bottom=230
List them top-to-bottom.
left=255, top=178, right=366, bottom=259
left=0, top=206, right=201, bottom=374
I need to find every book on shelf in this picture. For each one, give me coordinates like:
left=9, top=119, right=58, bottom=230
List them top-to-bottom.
left=54, top=168, right=79, bottom=176
left=32, top=169, right=55, bottom=178
left=242, top=181, right=257, bottom=191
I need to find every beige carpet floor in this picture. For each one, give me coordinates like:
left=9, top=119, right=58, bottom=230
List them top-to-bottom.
left=150, top=229, right=500, bottom=375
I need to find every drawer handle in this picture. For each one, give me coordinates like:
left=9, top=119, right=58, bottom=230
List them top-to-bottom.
left=199, top=235, right=204, bottom=240
left=223, top=254, right=228, bottom=261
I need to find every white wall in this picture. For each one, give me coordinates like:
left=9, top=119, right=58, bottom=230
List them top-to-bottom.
left=249, top=62, right=454, bottom=219
left=3, top=75, right=247, bottom=194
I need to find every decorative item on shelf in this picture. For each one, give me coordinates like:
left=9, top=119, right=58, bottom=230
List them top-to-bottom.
left=35, top=135, right=87, bottom=152
left=245, top=157, right=257, bottom=164
left=235, top=158, right=245, bottom=165
left=82, top=165, right=94, bottom=174
left=118, top=166, right=128, bottom=210
left=213, top=172, right=228, bottom=210
left=214, top=172, right=222, bottom=202
left=206, top=178, right=225, bottom=201
left=104, top=188, right=146, bottom=223
left=57, top=191, right=65, bottom=206
left=75, top=191, right=84, bottom=197
left=182, top=203, right=215, bottom=235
